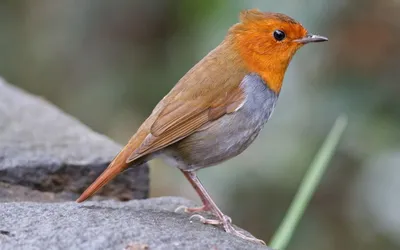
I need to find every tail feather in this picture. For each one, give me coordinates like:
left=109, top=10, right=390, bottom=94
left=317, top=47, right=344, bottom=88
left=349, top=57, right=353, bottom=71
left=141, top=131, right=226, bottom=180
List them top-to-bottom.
left=76, top=147, right=131, bottom=203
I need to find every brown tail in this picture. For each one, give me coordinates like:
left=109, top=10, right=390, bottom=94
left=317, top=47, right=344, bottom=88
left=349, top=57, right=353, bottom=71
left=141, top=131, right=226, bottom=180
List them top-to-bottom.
left=76, top=146, right=132, bottom=203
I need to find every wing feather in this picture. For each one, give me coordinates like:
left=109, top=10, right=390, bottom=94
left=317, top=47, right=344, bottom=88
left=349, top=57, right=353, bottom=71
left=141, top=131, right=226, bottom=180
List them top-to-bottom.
left=126, top=85, right=245, bottom=163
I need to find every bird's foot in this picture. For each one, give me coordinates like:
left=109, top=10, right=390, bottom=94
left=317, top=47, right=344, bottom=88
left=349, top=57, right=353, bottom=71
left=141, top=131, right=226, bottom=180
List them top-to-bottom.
left=174, top=205, right=210, bottom=213
left=189, top=214, right=222, bottom=225
left=190, top=214, right=264, bottom=245
left=223, top=219, right=266, bottom=245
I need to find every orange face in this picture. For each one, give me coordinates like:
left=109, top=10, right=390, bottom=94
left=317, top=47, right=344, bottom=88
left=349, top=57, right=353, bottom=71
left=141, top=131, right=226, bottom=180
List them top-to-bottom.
left=230, top=9, right=327, bottom=93
left=232, top=10, right=308, bottom=56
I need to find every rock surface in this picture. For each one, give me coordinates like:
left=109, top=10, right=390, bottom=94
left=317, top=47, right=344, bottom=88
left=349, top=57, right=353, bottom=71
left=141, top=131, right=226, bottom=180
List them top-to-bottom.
left=0, top=78, right=149, bottom=201
left=0, top=182, right=78, bottom=202
left=0, top=197, right=271, bottom=250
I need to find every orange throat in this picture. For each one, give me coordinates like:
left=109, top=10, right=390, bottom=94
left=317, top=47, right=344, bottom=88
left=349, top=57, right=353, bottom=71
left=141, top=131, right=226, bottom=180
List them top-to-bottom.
left=231, top=36, right=296, bottom=94
left=238, top=51, right=288, bottom=93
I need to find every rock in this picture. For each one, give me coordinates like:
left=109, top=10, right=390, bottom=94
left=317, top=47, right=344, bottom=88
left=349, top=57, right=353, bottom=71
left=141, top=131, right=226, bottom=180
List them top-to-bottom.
left=0, top=78, right=149, bottom=201
left=0, top=182, right=78, bottom=202
left=0, top=197, right=271, bottom=250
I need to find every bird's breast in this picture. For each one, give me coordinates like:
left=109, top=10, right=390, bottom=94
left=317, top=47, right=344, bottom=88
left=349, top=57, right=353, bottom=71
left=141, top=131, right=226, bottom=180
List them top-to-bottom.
left=165, top=73, right=279, bottom=171
left=239, top=73, right=279, bottom=124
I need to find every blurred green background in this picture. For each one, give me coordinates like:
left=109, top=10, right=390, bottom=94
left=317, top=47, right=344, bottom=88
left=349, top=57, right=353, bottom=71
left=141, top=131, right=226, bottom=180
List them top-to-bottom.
left=1, top=0, right=400, bottom=249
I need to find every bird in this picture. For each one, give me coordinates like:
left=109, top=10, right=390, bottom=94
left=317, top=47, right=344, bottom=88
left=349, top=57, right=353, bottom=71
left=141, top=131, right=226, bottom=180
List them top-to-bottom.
left=77, top=9, right=328, bottom=244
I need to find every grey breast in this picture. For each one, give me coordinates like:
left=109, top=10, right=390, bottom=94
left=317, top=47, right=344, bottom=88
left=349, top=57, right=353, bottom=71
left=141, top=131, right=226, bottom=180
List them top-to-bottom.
left=168, top=73, right=279, bottom=171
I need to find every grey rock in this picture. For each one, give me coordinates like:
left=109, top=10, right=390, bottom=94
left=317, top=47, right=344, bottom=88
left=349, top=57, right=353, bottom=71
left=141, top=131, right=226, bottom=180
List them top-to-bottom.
left=0, top=77, right=149, bottom=201
left=0, top=182, right=78, bottom=202
left=0, top=197, right=271, bottom=250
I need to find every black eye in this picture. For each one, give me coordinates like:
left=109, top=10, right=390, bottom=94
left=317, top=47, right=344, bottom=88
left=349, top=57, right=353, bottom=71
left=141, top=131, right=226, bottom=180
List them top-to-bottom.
left=273, top=30, right=286, bottom=41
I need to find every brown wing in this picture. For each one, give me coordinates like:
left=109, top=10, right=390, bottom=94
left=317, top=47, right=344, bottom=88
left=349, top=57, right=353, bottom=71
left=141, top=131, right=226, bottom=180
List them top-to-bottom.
left=126, top=77, right=246, bottom=163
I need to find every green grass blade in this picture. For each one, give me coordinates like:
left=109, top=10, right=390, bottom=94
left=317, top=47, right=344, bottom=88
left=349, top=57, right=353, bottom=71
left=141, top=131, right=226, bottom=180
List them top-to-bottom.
left=269, top=115, right=348, bottom=250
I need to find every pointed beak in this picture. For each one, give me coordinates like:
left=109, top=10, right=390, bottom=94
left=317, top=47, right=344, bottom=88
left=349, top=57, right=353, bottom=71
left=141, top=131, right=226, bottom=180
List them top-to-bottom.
left=294, top=34, right=328, bottom=44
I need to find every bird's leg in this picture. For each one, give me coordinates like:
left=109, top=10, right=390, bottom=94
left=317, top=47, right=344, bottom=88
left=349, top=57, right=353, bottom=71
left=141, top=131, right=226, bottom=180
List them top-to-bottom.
left=175, top=170, right=213, bottom=214
left=180, top=170, right=265, bottom=245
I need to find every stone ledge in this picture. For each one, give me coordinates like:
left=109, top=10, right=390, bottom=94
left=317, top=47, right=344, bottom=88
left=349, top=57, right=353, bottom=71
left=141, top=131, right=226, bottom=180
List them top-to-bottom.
left=0, top=197, right=271, bottom=250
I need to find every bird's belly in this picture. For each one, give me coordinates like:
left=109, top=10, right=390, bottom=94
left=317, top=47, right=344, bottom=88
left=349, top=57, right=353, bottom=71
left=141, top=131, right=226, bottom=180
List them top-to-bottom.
left=163, top=73, right=278, bottom=171
left=172, top=116, right=265, bottom=170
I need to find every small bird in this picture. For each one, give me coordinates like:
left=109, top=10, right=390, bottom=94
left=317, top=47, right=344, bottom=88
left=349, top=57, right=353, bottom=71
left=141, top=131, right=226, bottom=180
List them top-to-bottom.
left=77, top=9, right=327, bottom=244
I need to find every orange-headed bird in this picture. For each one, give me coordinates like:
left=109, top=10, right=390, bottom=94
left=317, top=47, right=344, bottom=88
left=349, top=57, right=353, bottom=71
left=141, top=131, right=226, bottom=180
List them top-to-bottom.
left=77, top=9, right=328, bottom=244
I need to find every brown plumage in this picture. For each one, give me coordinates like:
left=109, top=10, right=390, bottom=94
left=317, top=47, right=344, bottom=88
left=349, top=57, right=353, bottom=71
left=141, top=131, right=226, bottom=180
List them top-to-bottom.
left=77, top=9, right=327, bottom=245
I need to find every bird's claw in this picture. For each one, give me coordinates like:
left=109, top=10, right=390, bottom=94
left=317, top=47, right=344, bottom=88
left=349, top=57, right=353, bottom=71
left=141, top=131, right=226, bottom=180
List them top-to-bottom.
left=174, top=205, right=210, bottom=213
left=174, top=205, right=188, bottom=213
left=189, top=214, right=222, bottom=225
left=189, top=214, right=264, bottom=244
left=223, top=220, right=265, bottom=245
left=226, top=228, right=266, bottom=245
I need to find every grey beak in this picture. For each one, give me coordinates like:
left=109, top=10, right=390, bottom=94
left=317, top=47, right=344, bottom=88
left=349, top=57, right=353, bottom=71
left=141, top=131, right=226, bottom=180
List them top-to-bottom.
left=294, top=34, right=328, bottom=44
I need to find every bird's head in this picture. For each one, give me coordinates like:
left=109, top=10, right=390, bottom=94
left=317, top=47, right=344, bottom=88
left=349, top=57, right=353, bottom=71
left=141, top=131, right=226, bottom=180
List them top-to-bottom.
left=228, top=9, right=328, bottom=93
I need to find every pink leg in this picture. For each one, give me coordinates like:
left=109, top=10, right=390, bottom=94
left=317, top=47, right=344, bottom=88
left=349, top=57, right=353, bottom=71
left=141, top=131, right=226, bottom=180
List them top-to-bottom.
left=179, top=170, right=265, bottom=245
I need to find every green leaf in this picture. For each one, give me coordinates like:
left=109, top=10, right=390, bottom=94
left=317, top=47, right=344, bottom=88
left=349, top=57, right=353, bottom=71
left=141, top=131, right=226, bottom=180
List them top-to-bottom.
left=269, top=115, right=348, bottom=250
